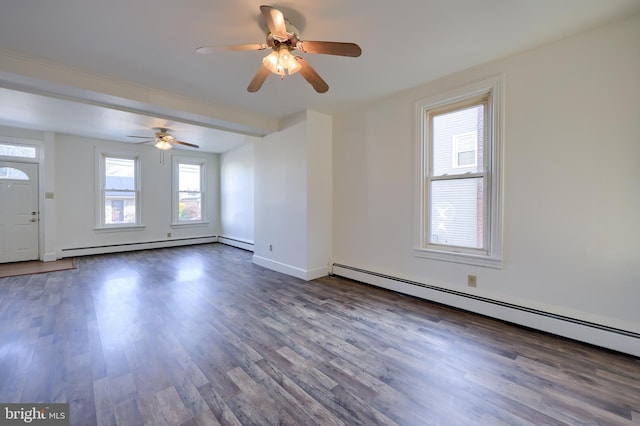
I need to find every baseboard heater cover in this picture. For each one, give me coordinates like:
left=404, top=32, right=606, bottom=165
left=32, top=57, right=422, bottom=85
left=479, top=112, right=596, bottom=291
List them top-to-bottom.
left=60, top=236, right=217, bottom=257
left=218, top=236, right=255, bottom=252
left=331, top=263, right=640, bottom=357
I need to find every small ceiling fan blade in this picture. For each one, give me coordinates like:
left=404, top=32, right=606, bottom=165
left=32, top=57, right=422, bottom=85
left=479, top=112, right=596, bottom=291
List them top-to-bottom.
left=260, top=5, right=288, bottom=41
left=296, top=41, right=362, bottom=57
left=196, top=44, right=268, bottom=54
left=296, top=57, right=329, bottom=93
left=247, top=64, right=271, bottom=92
left=127, top=135, right=151, bottom=139
left=134, top=139, right=153, bottom=144
left=175, top=140, right=200, bottom=149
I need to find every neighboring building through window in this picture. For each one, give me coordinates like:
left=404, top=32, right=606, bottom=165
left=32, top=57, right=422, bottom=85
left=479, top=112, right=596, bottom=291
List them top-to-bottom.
left=416, top=76, right=503, bottom=268
left=97, top=154, right=141, bottom=227
left=173, top=159, right=205, bottom=224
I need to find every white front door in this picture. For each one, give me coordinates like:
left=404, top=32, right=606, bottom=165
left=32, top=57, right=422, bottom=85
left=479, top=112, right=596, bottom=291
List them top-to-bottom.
left=0, top=161, right=39, bottom=263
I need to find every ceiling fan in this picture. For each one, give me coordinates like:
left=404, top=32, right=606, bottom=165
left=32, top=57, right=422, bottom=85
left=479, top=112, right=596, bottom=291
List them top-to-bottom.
left=196, top=5, right=362, bottom=93
left=127, top=128, right=199, bottom=150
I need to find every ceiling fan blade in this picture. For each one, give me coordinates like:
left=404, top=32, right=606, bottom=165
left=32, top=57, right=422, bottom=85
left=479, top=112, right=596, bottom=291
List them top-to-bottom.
left=260, top=5, right=288, bottom=42
left=296, top=41, right=362, bottom=57
left=196, top=44, right=268, bottom=54
left=296, top=57, right=329, bottom=93
left=247, top=64, right=271, bottom=92
left=127, top=135, right=151, bottom=139
left=134, top=139, right=153, bottom=144
left=175, top=140, right=200, bottom=149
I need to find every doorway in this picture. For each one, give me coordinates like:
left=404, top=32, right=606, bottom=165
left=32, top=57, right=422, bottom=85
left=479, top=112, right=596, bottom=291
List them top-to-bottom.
left=0, top=161, right=39, bottom=263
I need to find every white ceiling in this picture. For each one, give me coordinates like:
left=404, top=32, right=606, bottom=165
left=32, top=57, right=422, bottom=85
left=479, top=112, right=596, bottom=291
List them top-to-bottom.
left=1, top=0, right=639, bottom=152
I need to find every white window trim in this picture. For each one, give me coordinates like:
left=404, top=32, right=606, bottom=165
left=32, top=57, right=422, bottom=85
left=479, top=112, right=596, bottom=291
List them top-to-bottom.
left=415, top=75, right=504, bottom=269
left=95, top=150, right=143, bottom=230
left=171, top=156, right=208, bottom=226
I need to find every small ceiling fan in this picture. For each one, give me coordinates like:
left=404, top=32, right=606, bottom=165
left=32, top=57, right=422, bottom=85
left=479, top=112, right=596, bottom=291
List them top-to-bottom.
left=196, top=5, right=362, bottom=93
left=127, top=128, right=199, bottom=150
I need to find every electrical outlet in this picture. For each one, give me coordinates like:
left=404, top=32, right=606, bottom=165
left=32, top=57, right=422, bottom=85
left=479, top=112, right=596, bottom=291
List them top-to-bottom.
left=167, top=232, right=172, bottom=238
left=269, top=244, right=273, bottom=251
left=468, top=274, right=477, bottom=287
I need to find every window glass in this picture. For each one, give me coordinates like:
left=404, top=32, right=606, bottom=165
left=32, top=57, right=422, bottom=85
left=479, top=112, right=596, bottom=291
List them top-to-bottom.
left=432, top=104, right=484, bottom=176
left=0, top=143, right=37, bottom=158
left=103, top=156, right=138, bottom=225
left=177, top=162, right=203, bottom=222
left=0, top=167, right=29, bottom=180
left=429, top=177, right=484, bottom=249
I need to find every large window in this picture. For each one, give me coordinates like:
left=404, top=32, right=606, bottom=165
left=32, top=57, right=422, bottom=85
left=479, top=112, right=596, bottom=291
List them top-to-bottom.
left=417, top=76, right=503, bottom=268
left=98, top=154, right=141, bottom=227
left=173, top=159, right=205, bottom=224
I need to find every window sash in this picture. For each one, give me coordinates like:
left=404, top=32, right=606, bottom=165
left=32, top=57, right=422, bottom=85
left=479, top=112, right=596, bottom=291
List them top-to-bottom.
left=425, top=96, right=489, bottom=254
left=98, top=153, right=141, bottom=227
left=173, top=159, right=206, bottom=224
left=425, top=174, right=488, bottom=254
left=178, top=190, right=203, bottom=221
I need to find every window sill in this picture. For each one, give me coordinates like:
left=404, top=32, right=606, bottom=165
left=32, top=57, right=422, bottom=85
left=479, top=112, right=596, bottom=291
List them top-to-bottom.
left=170, top=221, right=209, bottom=229
left=94, top=225, right=146, bottom=233
left=414, top=247, right=503, bottom=269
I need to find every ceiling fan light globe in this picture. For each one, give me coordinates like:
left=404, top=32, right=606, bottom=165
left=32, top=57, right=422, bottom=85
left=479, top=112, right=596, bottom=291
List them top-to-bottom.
left=262, top=51, right=281, bottom=75
left=287, top=59, right=302, bottom=75
left=154, top=140, right=173, bottom=150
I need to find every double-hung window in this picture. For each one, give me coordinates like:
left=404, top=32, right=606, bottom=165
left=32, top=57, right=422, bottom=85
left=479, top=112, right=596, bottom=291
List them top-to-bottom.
left=417, top=76, right=504, bottom=268
left=98, top=154, right=141, bottom=227
left=173, top=158, right=205, bottom=224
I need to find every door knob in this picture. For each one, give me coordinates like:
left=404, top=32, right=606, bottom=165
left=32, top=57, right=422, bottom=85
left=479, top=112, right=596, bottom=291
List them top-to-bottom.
left=32, top=211, right=37, bottom=215
left=31, top=218, right=37, bottom=222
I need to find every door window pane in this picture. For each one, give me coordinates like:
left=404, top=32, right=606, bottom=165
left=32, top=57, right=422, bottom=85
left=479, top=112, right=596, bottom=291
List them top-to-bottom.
left=0, top=167, right=29, bottom=180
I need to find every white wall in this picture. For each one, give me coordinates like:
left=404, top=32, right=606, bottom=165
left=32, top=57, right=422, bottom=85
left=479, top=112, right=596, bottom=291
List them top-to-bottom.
left=332, top=14, right=640, bottom=350
left=253, top=111, right=333, bottom=280
left=306, top=111, right=333, bottom=277
left=254, top=118, right=308, bottom=276
left=55, top=134, right=220, bottom=255
left=220, top=137, right=256, bottom=250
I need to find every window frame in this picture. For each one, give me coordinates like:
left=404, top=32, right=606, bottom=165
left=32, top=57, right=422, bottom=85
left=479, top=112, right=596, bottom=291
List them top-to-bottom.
left=415, top=75, right=504, bottom=269
left=95, top=151, right=143, bottom=230
left=171, top=156, right=207, bottom=226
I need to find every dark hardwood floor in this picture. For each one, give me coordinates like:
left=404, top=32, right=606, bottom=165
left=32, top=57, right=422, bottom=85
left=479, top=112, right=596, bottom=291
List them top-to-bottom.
left=0, top=243, right=638, bottom=425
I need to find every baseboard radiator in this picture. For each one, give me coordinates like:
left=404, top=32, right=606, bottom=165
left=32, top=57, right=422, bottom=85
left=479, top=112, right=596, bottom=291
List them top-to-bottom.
left=59, top=236, right=218, bottom=258
left=217, top=236, right=255, bottom=252
left=331, top=263, right=640, bottom=358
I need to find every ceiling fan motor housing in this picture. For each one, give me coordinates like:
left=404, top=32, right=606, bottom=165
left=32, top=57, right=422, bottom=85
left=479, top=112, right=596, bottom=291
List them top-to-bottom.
left=266, top=19, right=300, bottom=49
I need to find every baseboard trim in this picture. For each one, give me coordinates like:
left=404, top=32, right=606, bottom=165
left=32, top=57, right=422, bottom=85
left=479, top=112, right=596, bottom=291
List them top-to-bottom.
left=59, top=236, right=218, bottom=258
left=218, top=236, right=254, bottom=252
left=43, top=252, right=58, bottom=262
left=252, top=255, right=328, bottom=281
left=331, top=263, right=640, bottom=357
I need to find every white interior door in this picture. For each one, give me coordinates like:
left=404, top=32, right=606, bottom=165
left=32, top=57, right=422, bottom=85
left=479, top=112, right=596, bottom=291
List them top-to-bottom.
left=0, top=161, right=39, bottom=263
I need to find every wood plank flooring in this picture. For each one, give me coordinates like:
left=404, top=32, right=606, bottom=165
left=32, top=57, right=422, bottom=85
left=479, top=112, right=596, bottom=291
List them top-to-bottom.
left=0, top=243, right=638, bottom=425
